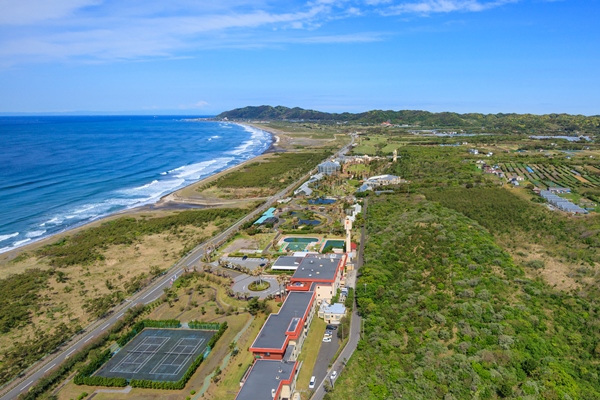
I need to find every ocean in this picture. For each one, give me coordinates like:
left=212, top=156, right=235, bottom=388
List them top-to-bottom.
left=0, top=116, right=272, bottom=254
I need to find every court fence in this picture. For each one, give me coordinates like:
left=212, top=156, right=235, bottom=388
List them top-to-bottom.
left=73, top=321, right=228, bottom=390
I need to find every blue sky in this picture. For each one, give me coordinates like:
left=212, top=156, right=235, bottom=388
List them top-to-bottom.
left=0, top=0, right=598, bottom=115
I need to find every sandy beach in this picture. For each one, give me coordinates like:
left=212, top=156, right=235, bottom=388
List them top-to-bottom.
left=0, top=122, right=291, bottom=264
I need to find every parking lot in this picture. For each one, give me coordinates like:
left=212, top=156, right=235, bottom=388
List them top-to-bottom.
left=221, top=256, right=268, bottom=271
left=310, top=330, right=341, bottom=388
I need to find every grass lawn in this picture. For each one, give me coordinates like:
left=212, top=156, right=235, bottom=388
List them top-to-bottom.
left=203, top=314, right=267, bottom=400
left=296, top=317, right=327, bottom=399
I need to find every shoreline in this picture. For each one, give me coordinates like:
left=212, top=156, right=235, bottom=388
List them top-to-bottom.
left=0, top=122, right=281, bottom=261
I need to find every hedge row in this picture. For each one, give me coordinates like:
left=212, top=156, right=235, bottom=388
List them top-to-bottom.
left=18, top=305, right=146, bottom=400
left=116, top=319, right=181, bottom=348
left=142, top=319, right=181, bottom=329
left=188, top=321, right=220, bottom=330
left=129, top=322, right=228, bottom=391
left=73, top=349, right=126, bottom=387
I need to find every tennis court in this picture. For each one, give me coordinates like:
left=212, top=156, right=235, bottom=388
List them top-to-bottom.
left=95, top=328, right=214, bottom=382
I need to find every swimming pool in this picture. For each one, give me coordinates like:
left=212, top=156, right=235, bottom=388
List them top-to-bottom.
left=308, top=198, right=336, bottom=205
left=283, top=237, right=319, bottom=251
left=322, top=239, right=346, bottom=252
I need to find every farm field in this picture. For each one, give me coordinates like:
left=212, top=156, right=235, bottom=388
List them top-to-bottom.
left=498, top=162, right=600, bottom=189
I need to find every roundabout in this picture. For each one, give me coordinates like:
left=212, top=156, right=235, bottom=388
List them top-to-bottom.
left=248, top=280, right=271, bottom=291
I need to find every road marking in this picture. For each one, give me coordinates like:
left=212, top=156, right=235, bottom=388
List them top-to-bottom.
left=143, top=282, right=166, bottom=299
left=117, top=313, right=123, bottom=319
left=101, top=324, right=109, bottom=330
left=84, top=336, right=93, bottom=342
left=66, top=349, right=76, bottom=357
left=43, top=363, right=56, bottom=373
left=23, top=380, right=33, bottom=388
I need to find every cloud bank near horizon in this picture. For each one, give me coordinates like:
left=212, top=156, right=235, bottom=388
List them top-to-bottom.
left=0, top=0, right=519, bottom=65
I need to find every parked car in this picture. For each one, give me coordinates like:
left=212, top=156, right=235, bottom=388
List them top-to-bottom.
left=242, top=255, right=248, bottom=260
left=326, top=325, right=338, bottom=330
left=325, top=330, right=333, bottom=335
left=322, top=337, right=332, bottom=343
left=331, top=371, right=338, bottom=380
left=309, top=376, right=316, bottom=389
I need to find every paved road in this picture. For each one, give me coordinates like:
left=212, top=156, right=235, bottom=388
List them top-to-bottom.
left=0, top=134, right=355, bottom=400
left=0, top=173, right=314, bottom=400
left=311, top=198, right=367, bottom=399
left=311, top=334, right=341, bottom=387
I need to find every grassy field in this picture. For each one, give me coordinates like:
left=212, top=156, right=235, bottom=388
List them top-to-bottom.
left=296, top=317, right=327, bottom=399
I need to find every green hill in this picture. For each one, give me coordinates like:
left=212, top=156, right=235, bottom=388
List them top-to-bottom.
left=217, top=105, right=600, bottom=133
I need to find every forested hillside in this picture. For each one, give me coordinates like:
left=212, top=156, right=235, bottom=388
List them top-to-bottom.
left=217, top=106, right=600, bottom=133
left=329, top=195, right=600, bottom=399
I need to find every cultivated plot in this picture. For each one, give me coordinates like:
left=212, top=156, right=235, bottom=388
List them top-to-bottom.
left=95, top=328, right=214, bottom=382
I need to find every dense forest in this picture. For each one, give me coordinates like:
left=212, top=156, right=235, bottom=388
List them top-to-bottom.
left=217, top=106, right=600, bottom=133
left=329, top=195, right=600, bottom=399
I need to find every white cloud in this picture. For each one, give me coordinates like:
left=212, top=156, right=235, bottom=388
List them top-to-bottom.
left=0, top=0, right=101, bottom=25
left=0, top=0, right=521, bottom=65
left=386, top=0, right=518, bottom=15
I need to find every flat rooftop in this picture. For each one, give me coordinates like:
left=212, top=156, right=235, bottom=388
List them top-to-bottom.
left=291, top=253, right=344, bottom=282
left=272, top=256, right=304, bottom=270
left=251, top=291, right=314, bottom=351
left=236, top=360, right=296, bottom=400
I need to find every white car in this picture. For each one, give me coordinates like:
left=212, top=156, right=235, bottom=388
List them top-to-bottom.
left=322, top=337, right=332, bottom=342
left=331, top=370, right=338, bottom=380
left=309, top=376, right=316, bottom=389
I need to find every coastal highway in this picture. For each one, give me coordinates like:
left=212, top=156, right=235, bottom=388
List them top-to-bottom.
left=1, top=138, right=353, bottom=400
left=0, top=176, right=302, bottom=400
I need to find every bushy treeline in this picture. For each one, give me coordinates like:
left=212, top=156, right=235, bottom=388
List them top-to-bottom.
left=217, top=105, right=600, bottom=133
left=212, top=152, right=331, bottom=189
left=425, top=186, right=600, bottom=265
left=329, top=196, right=600, bottom=399
left=36, top=208, right=246, bottom=267
left=0, top=268, right=49, bottom=334
left=2, top=321, right=77, bottom=386
left=188, top=321, right=220, bottom=330
left=73, top=349, right=126, bottom=387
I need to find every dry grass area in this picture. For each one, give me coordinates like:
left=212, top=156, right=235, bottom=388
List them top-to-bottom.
left=0, top=219, right=217, bottom=353
left=55, top=276, right=261, bottom=400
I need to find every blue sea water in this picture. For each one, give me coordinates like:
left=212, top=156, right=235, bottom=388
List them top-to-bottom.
left=0, top=116, right=272, bottom=253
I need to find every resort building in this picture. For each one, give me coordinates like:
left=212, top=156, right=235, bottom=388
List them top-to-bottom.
left=317, top=160, right=341, bottom=175
left=357, top=174, right=403, bottom=192
left=254, top=207, right=277, bottom=225
left=287, top=253, right=347, bottom=304
left=271, top=256, right=305, bottom=271
left=249, top=291, right=317, bottom=360
left=318, top=302, right=347, bottom=325
left=236, top=359, right=298, bottom=400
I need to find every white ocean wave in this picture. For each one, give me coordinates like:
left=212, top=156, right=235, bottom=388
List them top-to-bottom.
left=229, top=124, right=272, bottom=156
left=172, top=158, right=233, bottom=181
left=40, top=217, right=62, bottom=227
left=26, top=230, right=46, bottom=238
left=0, top=232, right=19, bottom=242
left=13, top=239, right=31, bottom=247
left=0, top=246, right=13, bottom=254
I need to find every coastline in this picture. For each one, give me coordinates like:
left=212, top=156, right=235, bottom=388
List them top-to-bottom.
left=0, top=122, right=280, bottom=262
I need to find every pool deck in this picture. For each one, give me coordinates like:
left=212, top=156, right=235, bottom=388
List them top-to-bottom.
left=277, top=235, right=346, bottom=254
